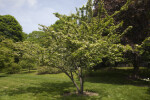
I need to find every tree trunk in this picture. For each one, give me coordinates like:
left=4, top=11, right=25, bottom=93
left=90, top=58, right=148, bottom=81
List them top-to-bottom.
left=133, top=52, right=140, bottom=79
left=133, top=62, right=139, bottom=78
left=57, top=66, right=84, bottom=95
left=28, top=67, right=30, bottom=73
left=78, top=67, right=84, bottom=94
left=70, top=71, right=80, bottom=94
left=79, top=75, right=84, bottom=94
left=71, top=78, right=80, bottom=93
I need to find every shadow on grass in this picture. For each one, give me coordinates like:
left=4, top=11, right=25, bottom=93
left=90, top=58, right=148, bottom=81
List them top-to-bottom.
left=85, top=69, right=150, bottom=86
left=20, top=70, right=37, bottom=74
left=0, top=73, right=9, bottom=78
left=0, top=75, right=7, bottom=78
left=1, top=82, right=103, bottom=100
left=3, top=82, right=72, bottom=95
left=147, top=87, right=150, bottom=95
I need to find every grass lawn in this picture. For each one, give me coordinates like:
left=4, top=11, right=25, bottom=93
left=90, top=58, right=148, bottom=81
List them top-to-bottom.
left=0, top=68, right=150, bottom=100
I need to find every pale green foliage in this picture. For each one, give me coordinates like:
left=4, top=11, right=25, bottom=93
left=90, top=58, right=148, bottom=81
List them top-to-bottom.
left=40, top=0, right=131, bottom=93
left=44, top=0, right=131, bottom=69
left=26, top=31, right=49, bottom=47
left=0, top=36, right=47, bottom=73
left=124, top=36, right=150, bottom=70
left=127, top=37, right=150, bottom=59
left=138, top=37, right=150, bottom=61
left=141, top=37, right=150, bottom=49
left=0, top=39, right=21, bottom=73
left=0, top=39, right=14, bottom=69
left=14, top=41, right=43, bottom=71
left=37, top=66, right=61, bottom=74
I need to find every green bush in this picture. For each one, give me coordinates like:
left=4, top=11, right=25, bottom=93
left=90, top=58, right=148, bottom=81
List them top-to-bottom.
left=19, top=59, right=37, bottom=72
left=5, top=63, right=21, bottom=74
left=37, top=66, right=61, bottom=75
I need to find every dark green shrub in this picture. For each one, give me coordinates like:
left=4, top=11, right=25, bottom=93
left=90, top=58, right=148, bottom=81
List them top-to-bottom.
left=5, top=63, right=21, bottom=74
left=37, top=66, right=61, bottom=75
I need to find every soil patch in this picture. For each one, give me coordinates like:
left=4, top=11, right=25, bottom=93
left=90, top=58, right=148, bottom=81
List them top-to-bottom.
left=63, top=91, right=99, bottom=96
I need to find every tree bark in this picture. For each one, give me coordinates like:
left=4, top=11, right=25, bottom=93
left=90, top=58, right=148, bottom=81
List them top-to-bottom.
left=133, top=52, right=140, bottom=79
left=133, top=62, right=139, bottom=78
left=57, top=66, right=82, bottom=94
left=28, top=67, right=30, bottom=73
left=78, top=67, right=84, bottom=94
left=70, top=71, right=80, bottom=93
left=79, top=74, right=84, bottom=94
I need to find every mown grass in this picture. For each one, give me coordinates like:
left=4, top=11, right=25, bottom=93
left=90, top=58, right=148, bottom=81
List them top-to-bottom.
left=0, top=68, right=150, bottom=100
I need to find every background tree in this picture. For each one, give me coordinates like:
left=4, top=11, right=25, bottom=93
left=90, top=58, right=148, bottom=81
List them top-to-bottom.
left=93, top=0, right=150, bottom=77
left=0, top=15, right=24, bottom=42
left=27, top=30, right=56, bottom=48
left=139, top=37, right=150, bottom=68
left=0, top=39, right=21, bottom=73
left=14, top=41, right=43, bottom=73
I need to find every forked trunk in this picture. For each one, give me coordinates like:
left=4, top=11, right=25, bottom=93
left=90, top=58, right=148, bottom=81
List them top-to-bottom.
left=58, top=66, right=84, bottom=95
left=70, top=67, right=84, bottom=94
left=69, top=71, right=84, bottom=94
left=79, top=76, right=84, bottom=94
left=71, top=79, right=80, bottom=93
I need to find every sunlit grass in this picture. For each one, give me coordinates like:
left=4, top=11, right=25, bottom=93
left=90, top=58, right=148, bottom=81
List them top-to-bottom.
left=113, top=67, right=147, bottom=70
left=0, top=68, right=150, bottom=100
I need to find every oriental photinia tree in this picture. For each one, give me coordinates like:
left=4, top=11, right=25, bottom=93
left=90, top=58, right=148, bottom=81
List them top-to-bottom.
left=41, top=0, right=131, bottom=94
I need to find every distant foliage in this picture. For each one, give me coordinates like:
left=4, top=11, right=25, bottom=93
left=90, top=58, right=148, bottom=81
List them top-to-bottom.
left=94, top=0, right=150, bottom=44
left=0, top=15, right=24, bottom=42
left=0, top=15, right=28, bottom=73
left=140, top=37, right=150, bottom=65
left=0, top=39, right=21, bottom=73
left=14, top=41, right=43, bottom=72
left=37, top=66, right=61, bottom=75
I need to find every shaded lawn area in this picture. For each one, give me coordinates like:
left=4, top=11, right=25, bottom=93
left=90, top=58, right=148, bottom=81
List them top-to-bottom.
left=85, top=67, right=150, bottom=86
left=0, top=68, right=150, bottom=100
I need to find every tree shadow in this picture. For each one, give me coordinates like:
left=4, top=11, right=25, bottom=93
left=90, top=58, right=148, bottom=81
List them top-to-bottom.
left=85, top=69, right=150, bottom=86
left=20, top=70, right=37, bottom=74
left=0, top=74, right=9, bottom=78
left=0, top=75, right=7, bottom=78
left=1, top=82, right=103, bottom=99
left=3, top=82, right=72, bottom=95
left=147, top=87, right=150, bottom=95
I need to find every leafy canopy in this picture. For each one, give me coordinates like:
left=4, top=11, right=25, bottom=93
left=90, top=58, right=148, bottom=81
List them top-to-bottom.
left=40, top=0, right=132, bottom=94
left=43, top=0, right=131, bottom=69
left=0, top=15, right=24, bottom=42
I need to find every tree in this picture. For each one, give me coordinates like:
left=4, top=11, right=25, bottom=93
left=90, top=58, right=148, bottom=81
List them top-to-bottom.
left=41, top=0, right=131, bottom=94
left=93, top=0, right=150, bottom=77
left=0, top=15, right=24, bottom=42
left=50, top=20, right=65, bottom=32
left=27, top=30, right=55, bottom=48
left=27, top=31, right=45, bottom=43
left=139, top=37, right=150, bottom=68
left=141, top=37, right=150, bottom=59
left=0, top=39, right=21, bottom=73
left=0, top=39, right=13, bottom=70
left=14, top=41, right=43, bottom=72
